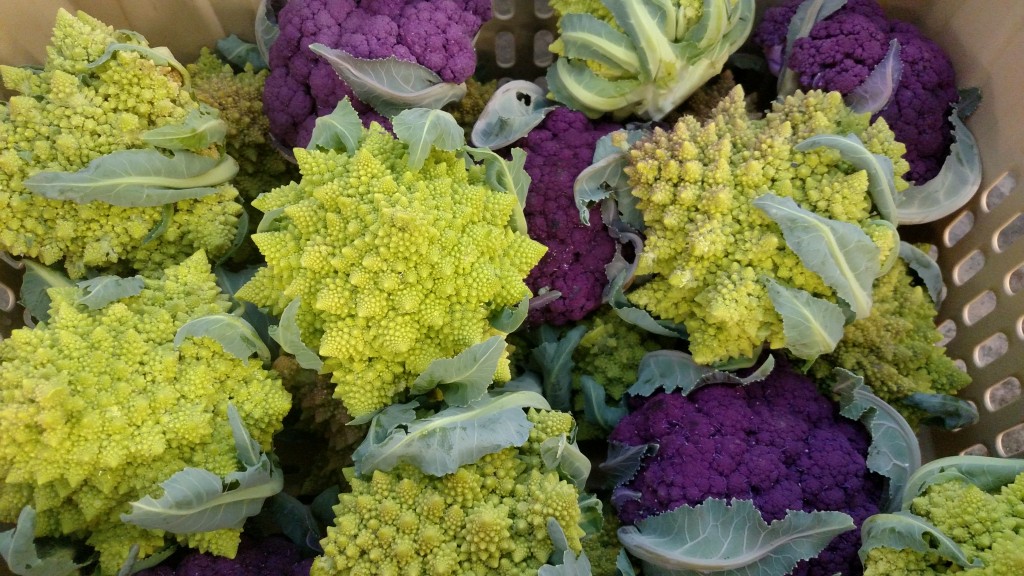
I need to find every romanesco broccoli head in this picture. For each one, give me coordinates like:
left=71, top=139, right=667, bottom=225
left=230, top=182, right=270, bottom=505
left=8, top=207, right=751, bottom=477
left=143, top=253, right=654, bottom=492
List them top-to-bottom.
left=0, top=10, right=244, bottom=278
left=624, top=86, right=908, bottom=365
left=237, top=123, right=547, bottom=418
left=0, top=252, right=292, bottom=573
left=810, top=256, right=971, bottom=423
left=311, top=410, right=585, bottom=576
left=864, top=473, right=1024, bottom=575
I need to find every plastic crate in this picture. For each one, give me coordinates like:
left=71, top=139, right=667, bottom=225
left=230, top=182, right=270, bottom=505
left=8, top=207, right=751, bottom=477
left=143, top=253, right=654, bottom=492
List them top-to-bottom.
left=0, top=0, right=1021, bottom=462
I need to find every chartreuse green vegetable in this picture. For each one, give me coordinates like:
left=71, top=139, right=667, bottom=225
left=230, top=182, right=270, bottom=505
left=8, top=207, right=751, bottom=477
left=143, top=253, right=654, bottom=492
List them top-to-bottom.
left=547, top=0, right=756, bottom=120
left=0, top=9, right=245, bottom=278
left=623, top=86, right=908, bottom=366
left=237, top=100, right=546, bottom=419
left=0, top=252, right=291, bottom=574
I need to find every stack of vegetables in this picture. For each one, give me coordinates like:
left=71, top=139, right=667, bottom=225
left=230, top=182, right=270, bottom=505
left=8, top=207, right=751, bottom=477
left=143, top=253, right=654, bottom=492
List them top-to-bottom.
left=0, top=1, right=1011, bottom=575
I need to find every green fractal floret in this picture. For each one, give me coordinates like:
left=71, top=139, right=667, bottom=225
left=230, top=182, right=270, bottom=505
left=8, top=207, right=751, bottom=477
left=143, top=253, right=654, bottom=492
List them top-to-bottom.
left=0, top=10, right=243, bottom=277
left=624, top=86, right=908, bottom=365
left=237, top=124, right=547, bottom=418
left=0, top=252, right=291, bottom=573
left=311, top=409, right=585, bottom=576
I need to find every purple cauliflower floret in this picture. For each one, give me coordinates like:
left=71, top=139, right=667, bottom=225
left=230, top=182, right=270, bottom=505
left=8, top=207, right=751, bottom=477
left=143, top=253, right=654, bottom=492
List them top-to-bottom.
left=264, top=0, right=490, bottom=148
left=754, top=0, right=958, bottom=183
left=520, top=108, right=618, bottom=326
left=610, top=363, right=883, bottom=576
left=137, top=535, right=313, bottom=576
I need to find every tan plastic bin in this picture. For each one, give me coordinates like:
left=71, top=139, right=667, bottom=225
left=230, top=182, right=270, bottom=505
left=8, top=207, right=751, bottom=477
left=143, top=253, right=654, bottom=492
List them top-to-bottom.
left=0, top=0, right=1021, bottom=462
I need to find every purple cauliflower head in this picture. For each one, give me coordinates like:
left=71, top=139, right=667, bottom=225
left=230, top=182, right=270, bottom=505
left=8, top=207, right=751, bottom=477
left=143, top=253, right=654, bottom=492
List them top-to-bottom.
left=264, top=0, right=490, bottom=148
left=755, top=0, right=958, bottom=183
left=520, top=107, right=619, bottom=326
left=610, top=362, right=883, bottom=576
left=136, top=535, right=313, bottom=576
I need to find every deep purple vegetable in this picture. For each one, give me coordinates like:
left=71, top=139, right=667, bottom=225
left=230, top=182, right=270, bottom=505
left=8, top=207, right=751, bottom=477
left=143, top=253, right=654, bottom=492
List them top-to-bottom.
left=263, top=0, right=490, bottom=147
left=754, top=0, right=958, bottom=183
left=520, top=107, right=618, bottom=326
left=610, top=363, right=883, bottom=576
left=136, top=536, right=313, bottom=576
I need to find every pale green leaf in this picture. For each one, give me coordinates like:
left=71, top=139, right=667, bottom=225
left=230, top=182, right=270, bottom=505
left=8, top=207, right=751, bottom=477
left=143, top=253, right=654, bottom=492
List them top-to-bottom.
left=255, top=0, right=280, bottom=69
left=603, top=0, right=674, bottom=82
left=778, top=0, right=847, bottom=95
left=558, top=13, right=641, bottom=76
left=216, top=35, right=267, bottom=70
left=845, top=39, right=901, bottom=114
left=308, top=44, right=467, bottom=117
left=546, top=57, right=643, bottom=119
left=470, top=81, right=557, bottom=149
left=957, top=87, right=982, bottom=119
left=306, top=97, right=363, bottom=154
left=142, top=106, right=228, bottom=150
left=392, top=108, right=465, bottom=171
left=895, top=110, right=982, bottom=224
left=793, top=133, right=897, bottom=223
left=464, top=147, right=530, bottom=233
left=24, top=150, right=238, bottom=207
left=574, top=152, right=630, bottom=226
left=753, top=193, right=879, bottom=319
left=141, top=204, right=174, bottom=245
left=256, top=206, right=287, bottom=233
left=214, top=209, right=250, bottom=266
left=898, top=242, right=944, bottom=305
left=19, top=260, right=74, bottom=323
left=213, top=266, right=277, bottom=357
left=607, top=268, right=687, bottom=338
left=76, top=275, right=144, bottom=310
left=763, top=277, right=845, bottom=362
left=489, top=296, right=529, bottom=333
left=268, top=298, right=323, bottom=371
left=174, top=313, right=271, bottom=364
left=532, top=325, right=588, bottom=412
left=409, top=336, right=506, bottom=405
left=627, top=350, right=773, bottom=398
left=833, top=369, right=921, bottom=512
left=579, top=375, right=627, bottom=431
left=352, top=390, right=551, bottom=477
left=901, top=393, right=979, bottom=430
left=228, top=403, right=262, bottom=468
left=540, top=435, right=593, bottom=489
left=599, top=441, right=658, bottom=489
left=901, top=455, right=1024, bottom=511
left=265, top=492, right=322, bottom=554
left=578, top=493, right=605, bottom=536
left=619, top=499, right=855, bottom=575
left=0, top=507, right=83, bottom=576
left=859, top=511, right=981, bottom=568
left=117, top=544, right=176, bottom=576
left=540, top=550, right=594, bottom=576
left=617, top=550, right=637, bottom=576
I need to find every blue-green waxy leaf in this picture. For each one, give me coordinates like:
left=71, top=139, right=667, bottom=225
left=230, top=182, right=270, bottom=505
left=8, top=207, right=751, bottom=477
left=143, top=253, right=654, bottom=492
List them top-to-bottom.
left=255, top=0, right=280, bottom=69
left=602, top=0, right=674, bottom=82
left=778, top=0, right=848, bottom=95
left=558, top=13, right=641, bottom=76
left=216, top=35, right=267, bottom=70
left=846, top=39, right=901, bottom=114
left=88, top=43, right=191, bottom=90
left=309, top=44, right=467, bottom=118
left=546, top=57, right=644, bottom=119
left=470, top=81, right=557, bottom=149
left=956, top=87, right=982, bottom=120
left=306, top=97, right=363, bottom=154
left=142, top=106, right=228, bottom=151
left=392, top=108, right=465, bottom=171
left=895, top=110, right=982, bottom=224
left=793, top=133, right=898, bottom=223
left=464, top=147, right=530, bottom=233
left=24, top=150, right=238, bottom=207
left=575, top=153, right=629, bottom=226
left=753, top=193, right=879, bottom=319
left=142, top=204, right=175, bottom=245
left=256, top=206, right=286, bottom=233
left=898, top=242, right=944, bottom=305
left=19, top=260, right=73, bottom=323
left=214, top=266, right=277, bottom=357
left=606, top=269, right=687, bottom=339
left=76, top=275, right=144, bottom=310
left=763, top=277, right=845, bottom=363
left=489, top=296, right=529, bottom=333
left=268, top=297, right=323, bottom=371
left=174, top=313, right=271, bottom=364
left=532, top=325, right=588, bottom=412
left=409, top=336, right=506, bottom=406
left=628, top=350, right=774, bottom=397
left=833, top=369, right=921, bottom=512
left=580, top=375, right=628, bottom=430
left=352, top=390, right=552, bottom=477
left=902, top=393, right=979, bottom=430
left=121, top=408, right=283, bottom=532
left=541, top=435, right=593, bottom=489
left=600, top=441, right=658, bottom=489
left=901, top=455, right=1024, bottom=511
left=265, top=492, right=322, bottom=554
left=577, top=493, right=604, bottom=536
left=618, top=498, right=855, bottom=576
left=0, top=507, right=83, bottom=576
left=859, top=511, right=982, bottom=568
left=117, top=544, right=177, bottom=576
left=540, top=550, right=594, bottom=576
left=616, top=550, right=637, bottom=576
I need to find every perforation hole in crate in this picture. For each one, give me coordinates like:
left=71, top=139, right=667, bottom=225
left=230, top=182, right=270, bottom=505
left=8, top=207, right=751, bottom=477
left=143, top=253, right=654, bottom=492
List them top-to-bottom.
left=493, top=0, right=515, bottom=19
left=534, top=0, right=554, bottom=18
left=494, top=31, right=516, bottom=68
left=982, top=173, right=1017, bottom=212
left=945, top=211, right=974, bottom=248
left=996, top=214, right=1024, bottom=253
left=953, top=250, right=985, bottom=286
left=1006, top=264, right=1024, bottom=295
left=963, top=290, right=997, bottom=325
left=937, top=318, right=957, bottom=346
left=974, top=333, right=1008, bottom=368
left=986, top=377, right=1021, bottom=412
left=996, top=424, right=1024, bottom=457
left=960, top=443, right=991, bottom=456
